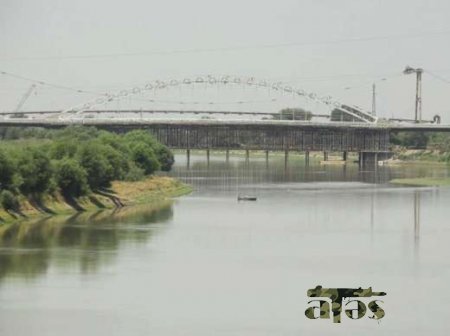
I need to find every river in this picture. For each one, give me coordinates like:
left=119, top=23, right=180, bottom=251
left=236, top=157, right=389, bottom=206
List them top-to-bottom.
left=1, top=153, right=450, bottom=335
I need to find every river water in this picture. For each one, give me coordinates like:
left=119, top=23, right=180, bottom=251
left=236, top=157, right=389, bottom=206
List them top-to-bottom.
left=1, top=153, right=450, bottom=335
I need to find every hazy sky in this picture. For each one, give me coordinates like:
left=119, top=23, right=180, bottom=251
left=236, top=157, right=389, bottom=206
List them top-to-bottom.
left=1, top=0, right=450, bottom=120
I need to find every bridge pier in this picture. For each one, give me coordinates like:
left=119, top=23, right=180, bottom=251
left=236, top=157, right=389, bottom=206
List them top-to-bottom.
left=186, top=149, right=191, bottom=167
left=206, top=149, right=210, bottom=165
left=226, top=149, right=230, bottom=163
left=245, top=149, right=250, bottom=162
left=265, top=150, right=269, bottom=165
left=284, top=150, right=289, bottom=167
left=305, top=151, right=310, bottom=166
left=343, top=151, right=348, bottom=161
left=358, top=151, right=392, bottom=167
left=323, top=152, right=329, bottom=161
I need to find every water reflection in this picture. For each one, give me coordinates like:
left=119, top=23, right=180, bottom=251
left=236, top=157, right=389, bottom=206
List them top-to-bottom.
left=172, top=153, right=408, bottom=192
left=414, top=190, right=421, bottom=259
left=0, top=201, right=173, bottom=281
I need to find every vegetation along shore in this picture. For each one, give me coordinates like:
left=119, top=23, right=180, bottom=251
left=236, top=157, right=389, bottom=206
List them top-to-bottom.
left=0, top=126, right=191, bottom=224
left=388, top=131, right=450, bottom=186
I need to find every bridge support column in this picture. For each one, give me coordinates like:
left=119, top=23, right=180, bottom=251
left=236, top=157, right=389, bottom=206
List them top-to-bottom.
left=186, top=149, right=191, bottom=168
left=206, top=149, right=210, bottom=165
left=226, top=149, right=230, bottom=163
left=245, top=149, right=250, bottom=162
left=265, top=150, right=269, bottom=165
left=284, top=150, right=289, bottom=167
left=305, top=151, right=310, bottom=166
left=323, top=151, right=329, bottom=161
left=343, top=151, right=348, bottom=161
left=358, top=152, right=364, bottom=167
left=359, top=152, right=389, bottom=168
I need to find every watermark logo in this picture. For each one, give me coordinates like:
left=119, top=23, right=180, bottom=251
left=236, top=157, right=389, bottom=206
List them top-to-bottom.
left=305, top=285, right=386, bottom=323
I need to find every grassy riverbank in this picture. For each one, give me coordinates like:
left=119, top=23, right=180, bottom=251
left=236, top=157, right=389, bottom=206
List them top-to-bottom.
left=0, top=176, right=191, bottom=224
left=390, top=177, right=450, bottom=187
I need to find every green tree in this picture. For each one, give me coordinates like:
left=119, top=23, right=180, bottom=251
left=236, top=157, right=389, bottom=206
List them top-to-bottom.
left=55, top=126, right=99, bottom=142
left=123, top=130, right=158, bottom=146
left=124, top=130, right=173, bottom=171
left=98, top=131, right=130, bottom=154
left=390, top=132, right=429, bottom=149
left=50, top=140, right=78, bottom=159
left=76, top=142, right=114, bottom=189
left=130, top=143, right=161, bottom=174
left=100, top=144, right=129, bottom=180
left=154, top=144, right=174, bottom=171
left=16, top=147, right=53, bottom=195
left=0, top=149, right=15, bottom=190
left=55, top=158, right=89, bottom=197
left=124, top=162, right=145, bottom=181
left=0, top=190, right=19, bottom=212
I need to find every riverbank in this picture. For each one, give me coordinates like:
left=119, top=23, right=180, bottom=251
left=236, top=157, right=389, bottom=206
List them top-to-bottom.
left=391, top=147, right=450, bottom=163
left=0, top=176, right=191, bottom=224
left=390, top=177, right=450, bottom=187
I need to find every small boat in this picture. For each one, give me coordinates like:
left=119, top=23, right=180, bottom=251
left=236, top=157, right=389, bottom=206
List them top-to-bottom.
left=238, top=195, right=257, bottom=201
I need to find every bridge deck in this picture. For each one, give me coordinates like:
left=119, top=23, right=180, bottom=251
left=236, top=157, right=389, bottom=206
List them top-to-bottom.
left=0, top=118, right=449, bottom=131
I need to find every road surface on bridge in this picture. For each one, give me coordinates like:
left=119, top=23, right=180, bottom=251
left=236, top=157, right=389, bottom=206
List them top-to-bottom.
left=0, top=118, right=449, bottom=132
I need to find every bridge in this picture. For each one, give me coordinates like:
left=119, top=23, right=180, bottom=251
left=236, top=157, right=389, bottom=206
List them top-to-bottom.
left=0, top=74, right=447, bottom=166
left=2, top=117, right=448, bottom=166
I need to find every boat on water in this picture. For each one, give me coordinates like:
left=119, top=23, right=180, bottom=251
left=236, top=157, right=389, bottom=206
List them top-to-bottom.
left=237, top=195, right=257, bottom=201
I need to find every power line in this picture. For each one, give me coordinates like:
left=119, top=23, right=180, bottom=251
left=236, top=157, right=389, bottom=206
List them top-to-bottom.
left=2, top=29, right=450, bottom=61
left=0, top=70, right=100, bottom=95
left=0, top=70, right=283, bottom=107
left=425, top=70, right=450, bottom=85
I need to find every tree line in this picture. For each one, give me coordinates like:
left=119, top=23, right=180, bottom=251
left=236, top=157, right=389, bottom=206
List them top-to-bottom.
left=0, top=126, right=174, bottom=212
left=390, top=131, right=450, bottom=151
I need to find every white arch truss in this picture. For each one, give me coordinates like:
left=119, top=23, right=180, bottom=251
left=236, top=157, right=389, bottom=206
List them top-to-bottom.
left=61, top=75, right=377, bottom=123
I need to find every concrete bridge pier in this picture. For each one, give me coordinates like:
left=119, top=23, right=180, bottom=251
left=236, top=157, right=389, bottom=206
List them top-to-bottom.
left=186, top=149, right=191, bottom=168
left=206, top=149, right=210, bottom=165
left=226, top=149, right=230, bottom=163
left=245, top=149, right=250, bottom=162
left=265, top=150, right=269, bottom=167
left=284, top=150, right=289, bottom=167
left=305, top=151, right=310, bottom=166
left=343, top=151, right=348, bottom=161
left=323, top=152, right=329, bottom=161
left=358, top=152, right=379, bottom=169
left=359, top=152, right=390, bottom=167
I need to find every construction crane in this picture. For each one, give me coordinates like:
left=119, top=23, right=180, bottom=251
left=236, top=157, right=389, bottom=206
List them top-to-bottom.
left=11, top=84, right=36, bottom=118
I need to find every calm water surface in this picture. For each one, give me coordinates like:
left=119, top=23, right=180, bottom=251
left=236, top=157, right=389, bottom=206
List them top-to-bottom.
left=1, top=154, right=450, bottom=335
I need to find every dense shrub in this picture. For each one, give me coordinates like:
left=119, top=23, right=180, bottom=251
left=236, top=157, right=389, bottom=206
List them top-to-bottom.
left=0, top=126, right=174, bottom=199
left=123, top=130, right=174, bottom=171
left=390, top=132, right=430, bottom=149
left=50, top=141, right=78, bottom=159
left=77, top=143, right=114, bottom=189
left=130, top=143, right=161, bottom=174
left=100, top=144, right=130, bottom=180
left=154, top=144, right=175, bottom=171
left=16, top=148, right=53, bottom=195
left=0, top=149, right=15, bottom=189
left=55, top=158, right=89, bottom=197
left=124, top=162, right=145, bottom=181
left=0, top=190, right=19, bottom=211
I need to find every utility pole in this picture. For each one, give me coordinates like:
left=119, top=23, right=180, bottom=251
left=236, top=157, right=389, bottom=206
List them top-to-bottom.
left=403, top=66, right=423, bottom=123
left=415, top=69, right=423, bottom=123
left=372, top=83, right=376, bottom=116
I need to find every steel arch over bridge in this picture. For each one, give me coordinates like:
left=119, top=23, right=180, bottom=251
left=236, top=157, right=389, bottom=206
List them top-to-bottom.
left=60, top=75, right=377, bottom=123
